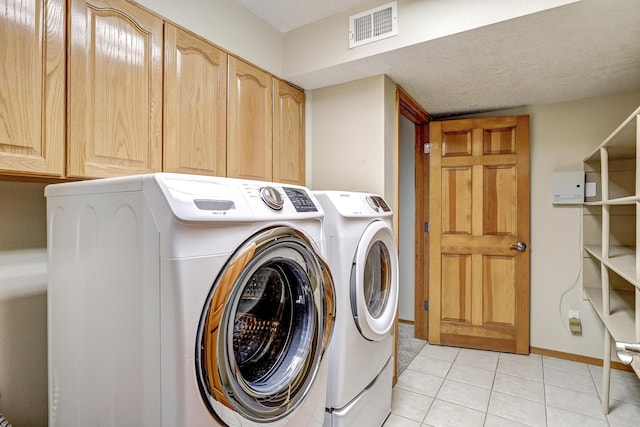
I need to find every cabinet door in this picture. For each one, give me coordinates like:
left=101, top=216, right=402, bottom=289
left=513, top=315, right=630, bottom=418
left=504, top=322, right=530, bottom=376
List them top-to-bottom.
left=0, top=0, right=65, bottom=177
left=68, top=0, right=163, bottom=178
left=164, top=24, right=227, bottom=176
left=227, top=57, right=273, bottom=181
left=273, top=80, right=305, bottom=185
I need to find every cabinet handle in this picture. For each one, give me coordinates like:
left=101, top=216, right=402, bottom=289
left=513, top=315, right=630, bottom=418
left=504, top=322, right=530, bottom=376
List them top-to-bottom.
left=509, top=242, right=527, bottom=252
left=616, top=341, right=640, bottom=365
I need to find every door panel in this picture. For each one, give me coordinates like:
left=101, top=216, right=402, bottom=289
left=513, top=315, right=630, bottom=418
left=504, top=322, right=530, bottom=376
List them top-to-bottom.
left=0, top=0, right=65, bottom=176
left=68, top=0, right=163, bottom=178
left=164, top=24, right=227, bottom=176
left=429, top=116, right=530, bottom=354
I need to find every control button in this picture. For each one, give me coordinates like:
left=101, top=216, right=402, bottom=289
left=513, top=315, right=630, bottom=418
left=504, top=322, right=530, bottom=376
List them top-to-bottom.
left=259, top=186, right=284, bottom=210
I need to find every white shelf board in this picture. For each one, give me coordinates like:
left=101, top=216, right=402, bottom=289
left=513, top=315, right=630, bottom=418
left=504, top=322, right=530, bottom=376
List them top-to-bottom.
left=584, top=107, right=640, bottom=161
left=604, top=196, right=640, bottom=205
left=584, top=245, right=637, bottom=286
left=0, top=248, right=47, bottom=301
left=584, top=286, right=635, bottom=343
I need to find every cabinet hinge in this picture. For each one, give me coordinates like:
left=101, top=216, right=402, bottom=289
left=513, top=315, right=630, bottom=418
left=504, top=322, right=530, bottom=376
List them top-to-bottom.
left=424, top=143, right=431, bottom=154
left=424, top=221, right=430, bottom=233
left=423, top=300, right=429, bottom=311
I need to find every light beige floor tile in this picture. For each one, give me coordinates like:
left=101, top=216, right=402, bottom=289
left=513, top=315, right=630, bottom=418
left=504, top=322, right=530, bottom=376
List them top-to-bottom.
left=418, top=344, right=460, bottom=362
left=456, top=348, right=500, bottom=371
left=499, top=352, right=543, bottom=367
left=406, top=354, right=452, bottom=378
left=542, top=356, right=591, bottom=376
left=497, top=357, right=544, bottom=382
left=447, top=362, right=495, bottom=389
left=589, top=365, right=639, bottom=386
left=543, top=366, right=598, bottom=394
left=590, top=366, right=640, bottom=405
left=396, top=370, right=444, bottom=397
left=493, top=372, right=544, bottom=403
left=435, top=379, right=491, bottom=412
left=544, top=384, right=606, bottom=419
left=390, top=387, right=433, bottom=423
left=487, top=391, right=547, bottom=426
left=606, top=398, right=640, bottom=426
left=423, top=399, right=486, bottom=427
left=546, top=406, right=609, bottom=427
left=382, top=413, right=422, bottom=427
left=484, top=414, right=529, bottom=427
left=609, top=421, right=640, bottom=427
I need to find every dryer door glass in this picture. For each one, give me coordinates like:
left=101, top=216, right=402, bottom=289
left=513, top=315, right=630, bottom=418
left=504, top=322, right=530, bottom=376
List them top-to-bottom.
left=351, top=221, right=399, bottom=341
left=196, top=227, right=334, bottom=423
left=363, top=240, right=392, bottom=318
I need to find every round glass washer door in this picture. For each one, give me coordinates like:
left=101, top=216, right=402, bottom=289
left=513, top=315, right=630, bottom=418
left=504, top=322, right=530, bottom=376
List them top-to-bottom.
left=351, top=221, right=399, bottom=341
left=196, top=226, right=335, bottom=423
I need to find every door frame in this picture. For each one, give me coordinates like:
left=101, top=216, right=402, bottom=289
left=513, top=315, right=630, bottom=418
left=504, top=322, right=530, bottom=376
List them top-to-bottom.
left=393, top=87, right=430, bottom=382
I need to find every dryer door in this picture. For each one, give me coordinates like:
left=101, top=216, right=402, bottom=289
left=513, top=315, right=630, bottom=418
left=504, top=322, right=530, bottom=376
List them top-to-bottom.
left=351, top=220, right=399, bottom=341
left=196, top=226, right=335, bottom=424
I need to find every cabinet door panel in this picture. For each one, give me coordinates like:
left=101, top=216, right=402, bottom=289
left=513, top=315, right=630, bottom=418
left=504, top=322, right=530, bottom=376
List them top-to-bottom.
left=0, top=0, right=65, bottom=176
left=68, top=0, right=162, bottom=178
left=164, top=24, right=227, bottom=176
left=227, top=57, right=272, bottom=181
left=273, top=80, right=305, bottom=185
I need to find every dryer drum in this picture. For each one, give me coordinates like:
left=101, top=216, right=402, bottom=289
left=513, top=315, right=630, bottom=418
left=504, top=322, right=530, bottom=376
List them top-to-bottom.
left=196, top=226, right=334, bottom=422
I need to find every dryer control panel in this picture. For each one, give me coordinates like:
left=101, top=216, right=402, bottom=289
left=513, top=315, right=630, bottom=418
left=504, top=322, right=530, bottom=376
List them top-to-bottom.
left=153, top=173, right=322, bottom=222
left=315, top=191, right=393, bottom=218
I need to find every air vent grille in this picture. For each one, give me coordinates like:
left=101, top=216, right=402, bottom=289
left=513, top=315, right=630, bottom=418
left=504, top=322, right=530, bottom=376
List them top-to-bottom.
left=349, top=1, right=398, bottom=49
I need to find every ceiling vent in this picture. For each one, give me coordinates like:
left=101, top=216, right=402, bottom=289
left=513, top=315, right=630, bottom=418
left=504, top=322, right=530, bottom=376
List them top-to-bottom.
left=349, top=1, right=398, bottom=49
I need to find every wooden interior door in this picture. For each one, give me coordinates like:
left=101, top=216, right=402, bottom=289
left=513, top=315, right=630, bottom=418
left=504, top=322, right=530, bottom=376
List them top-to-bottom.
left=429, top=116, right=530, bottom=354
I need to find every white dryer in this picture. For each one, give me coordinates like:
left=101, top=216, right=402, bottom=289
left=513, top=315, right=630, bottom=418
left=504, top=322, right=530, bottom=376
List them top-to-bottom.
left=46, top=173, right=336, bottom=427
left=313, top=191, right=399, bottom=427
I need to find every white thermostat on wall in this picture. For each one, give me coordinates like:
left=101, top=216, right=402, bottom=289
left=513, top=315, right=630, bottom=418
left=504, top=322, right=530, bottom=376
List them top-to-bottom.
left=552, top=171, right=585, bottom=204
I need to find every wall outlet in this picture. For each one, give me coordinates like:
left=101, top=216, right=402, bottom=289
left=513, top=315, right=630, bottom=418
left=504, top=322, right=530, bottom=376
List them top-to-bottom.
left=568, top=310, right=580, bottom=319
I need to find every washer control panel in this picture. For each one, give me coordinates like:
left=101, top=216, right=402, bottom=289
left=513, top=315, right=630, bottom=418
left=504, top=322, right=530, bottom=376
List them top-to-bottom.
left=283, top=187, right=318, bottom=213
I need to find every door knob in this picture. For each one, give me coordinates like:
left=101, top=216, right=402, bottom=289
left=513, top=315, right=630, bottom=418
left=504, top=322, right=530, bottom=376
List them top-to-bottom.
left=509, top=242, right=527, bottom=252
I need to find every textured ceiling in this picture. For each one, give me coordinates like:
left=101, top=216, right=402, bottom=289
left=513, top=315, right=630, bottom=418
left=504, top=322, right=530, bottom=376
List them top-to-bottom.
left=238, top=0, right=640, bottom=117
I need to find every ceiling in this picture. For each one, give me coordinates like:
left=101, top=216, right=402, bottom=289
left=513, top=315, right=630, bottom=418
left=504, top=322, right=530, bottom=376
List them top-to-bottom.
left=238, top=0, right=640, bottom=117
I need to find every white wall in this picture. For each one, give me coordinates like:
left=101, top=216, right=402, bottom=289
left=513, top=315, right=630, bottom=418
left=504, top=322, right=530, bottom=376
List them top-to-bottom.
left=135, top=0, right=283, bottom=75
left=309, top=75, right=393, bottom=195
left=463, top=91, right=640, bottom=359
left=398, top=115, right=415, bottom=321
left=0, top=181, right=48, bottom=426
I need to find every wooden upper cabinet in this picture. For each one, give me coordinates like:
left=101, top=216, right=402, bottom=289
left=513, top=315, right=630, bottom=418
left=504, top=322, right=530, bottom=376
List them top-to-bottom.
left=0, top=0, right=65, bottom=177
left=67, top=0, right=163, bottom=178
left=164, top=24, right=227, bottom=177
left=227, top=56, right=273, bottom=181
left=273, top=80, right=305, bottom=185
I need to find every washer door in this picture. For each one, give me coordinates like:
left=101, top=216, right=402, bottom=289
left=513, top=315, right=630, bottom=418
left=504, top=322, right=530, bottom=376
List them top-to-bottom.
left=351, top=221, right=399, bottom=341
left=196, top=226, right=335, bottom=423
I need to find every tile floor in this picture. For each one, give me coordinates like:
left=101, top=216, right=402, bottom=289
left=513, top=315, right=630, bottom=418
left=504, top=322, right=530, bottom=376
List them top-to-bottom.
left=385, top=343, right=640, bottom=427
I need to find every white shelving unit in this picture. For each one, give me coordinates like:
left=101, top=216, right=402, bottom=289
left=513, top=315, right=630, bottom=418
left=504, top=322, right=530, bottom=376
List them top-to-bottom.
left=583, top=106, right=640, bottom=414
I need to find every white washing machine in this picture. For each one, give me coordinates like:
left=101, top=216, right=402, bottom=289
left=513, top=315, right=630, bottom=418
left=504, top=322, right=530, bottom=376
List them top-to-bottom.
left=46, top=173, right=336, bottom=427
left=313, top=191, right=399, bottom=427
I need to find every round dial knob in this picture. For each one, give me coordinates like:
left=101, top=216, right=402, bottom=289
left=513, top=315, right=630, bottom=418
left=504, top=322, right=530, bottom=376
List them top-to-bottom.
left=259, top=186, right=284, bottom=210
left=366, top=196, right=380, bottom=212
